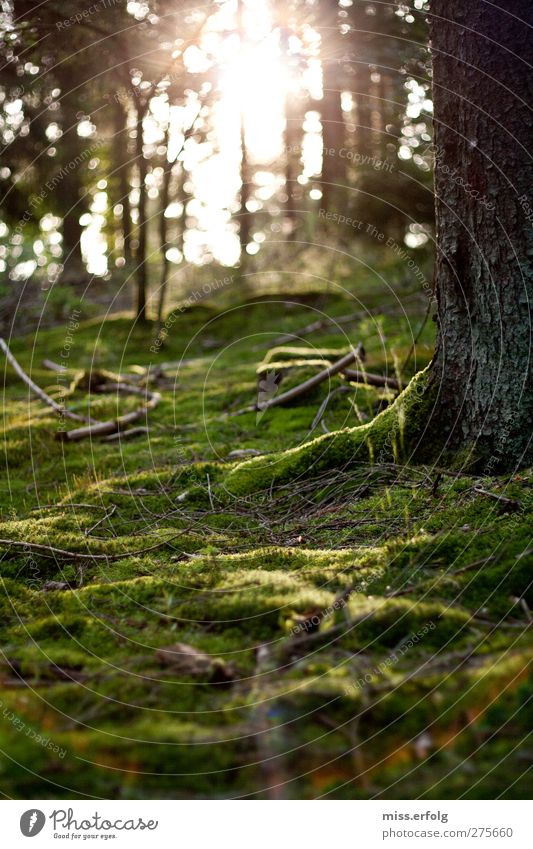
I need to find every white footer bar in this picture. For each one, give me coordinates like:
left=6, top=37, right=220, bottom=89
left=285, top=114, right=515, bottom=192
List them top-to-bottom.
left=2, top=799, right=529, bottom=848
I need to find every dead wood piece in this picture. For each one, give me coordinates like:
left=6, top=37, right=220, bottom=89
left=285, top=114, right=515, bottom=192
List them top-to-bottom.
left=0, top=337, right=93, bottom=423
left=233, top=345, right=363, bottom=417
left=258, top=345, right=363, bottom=411
left=42, top=358, right=68, bottom=374
left=341, top=367, right=400, bottom=390
left=93, top=381, right=154, bottom=398
left=58, top=388, right=161, bottom=442
left=101, top=427, right=149, bottom=442
left=227, top=448, right=263, bottom=459
left=473, top=485, right=521, bottom=513
left=84, top=504, right=117, bottom=536
left=42, top=581, right=74, bottom=592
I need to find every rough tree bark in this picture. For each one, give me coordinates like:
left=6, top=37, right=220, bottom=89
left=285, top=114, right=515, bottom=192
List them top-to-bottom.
left=428, top=0, right=532, bottom=469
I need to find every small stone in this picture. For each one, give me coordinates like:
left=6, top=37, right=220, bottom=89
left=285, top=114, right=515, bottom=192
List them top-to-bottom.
left=42, top=581, right=71, bottom=592
left=413, top=732, right=433, bottom=759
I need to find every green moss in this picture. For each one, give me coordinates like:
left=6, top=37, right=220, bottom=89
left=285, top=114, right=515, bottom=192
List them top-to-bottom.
left=1, top=284, right=531, bottom=800
left=226, top=367, right=434, bottom=495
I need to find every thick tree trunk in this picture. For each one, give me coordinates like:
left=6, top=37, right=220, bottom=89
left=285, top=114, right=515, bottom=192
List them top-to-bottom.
left=428, top=0, right=532, bottom=469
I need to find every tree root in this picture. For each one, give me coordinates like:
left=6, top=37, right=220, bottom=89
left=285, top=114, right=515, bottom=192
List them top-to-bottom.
left=225, top=368, right=434, bottom=496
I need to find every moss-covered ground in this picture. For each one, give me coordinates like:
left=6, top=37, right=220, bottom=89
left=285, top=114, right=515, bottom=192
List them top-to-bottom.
left=1, top=271, right=531, bottom=799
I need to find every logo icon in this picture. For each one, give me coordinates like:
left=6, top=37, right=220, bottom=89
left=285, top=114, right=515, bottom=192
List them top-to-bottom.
left=20, top=810, right=46, bottom=837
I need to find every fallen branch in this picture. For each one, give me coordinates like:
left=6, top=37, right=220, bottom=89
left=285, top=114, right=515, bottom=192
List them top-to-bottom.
left=0, top=338, right=93, bottom=424
left=232, top=345, right=363, bottom=417
left=260, top=345, right=363, bottom=411
left=16, top=358, right=159, bottom=441
left=42, top=358, right=69, bottom=374
left=43, top=359, right=161, bottom=388
left=341, top=367, right=400, bottom=390
left=93, top=381, right=155, bottom=398
left=57, top=386, right=161, bottom=442
left=101, top=426, right=149, bottom=442
left=473, top=485, right=521, bottom=513
left=84, top=504, right=117, bottom=537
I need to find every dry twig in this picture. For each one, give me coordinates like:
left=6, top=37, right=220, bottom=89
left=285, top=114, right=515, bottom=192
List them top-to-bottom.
left=0, top=337, right=93, bottom=424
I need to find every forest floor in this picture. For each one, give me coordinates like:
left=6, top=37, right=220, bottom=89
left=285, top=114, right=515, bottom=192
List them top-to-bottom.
left=0, top=269, right=531, bottom=799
